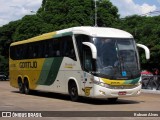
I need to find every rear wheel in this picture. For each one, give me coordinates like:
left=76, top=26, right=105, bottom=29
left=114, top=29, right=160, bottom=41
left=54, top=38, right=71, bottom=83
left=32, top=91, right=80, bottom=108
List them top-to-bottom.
left=18, top=79, right=25, bottom=94
left=24, top=79, right=30, bottom=95
left=68, top=81, right=79, bottom=102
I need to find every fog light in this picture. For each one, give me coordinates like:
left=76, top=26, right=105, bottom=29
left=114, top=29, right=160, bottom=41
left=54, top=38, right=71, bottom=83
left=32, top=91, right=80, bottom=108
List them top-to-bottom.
left=137, top=90, right=141, bottom=95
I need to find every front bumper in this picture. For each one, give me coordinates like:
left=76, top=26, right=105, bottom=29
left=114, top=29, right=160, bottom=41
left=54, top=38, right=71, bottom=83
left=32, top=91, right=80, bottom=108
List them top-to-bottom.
left=92, top=84, right=141, bottom=99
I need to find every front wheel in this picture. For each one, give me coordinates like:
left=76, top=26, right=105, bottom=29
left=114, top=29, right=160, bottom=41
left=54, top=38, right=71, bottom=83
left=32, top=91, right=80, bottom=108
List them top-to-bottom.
left=69, top=82, right=79, bottom=102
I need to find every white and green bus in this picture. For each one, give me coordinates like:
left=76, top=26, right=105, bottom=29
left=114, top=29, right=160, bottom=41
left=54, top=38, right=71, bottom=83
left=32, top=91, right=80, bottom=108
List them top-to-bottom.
left=9, top=26, right=150, bottom=102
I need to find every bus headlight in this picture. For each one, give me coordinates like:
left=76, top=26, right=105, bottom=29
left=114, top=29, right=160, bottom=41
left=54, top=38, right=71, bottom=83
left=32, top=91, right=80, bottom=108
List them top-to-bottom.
left=93, top=80, right=110, bottom=88
left=99, top=82, right=105, bottom=87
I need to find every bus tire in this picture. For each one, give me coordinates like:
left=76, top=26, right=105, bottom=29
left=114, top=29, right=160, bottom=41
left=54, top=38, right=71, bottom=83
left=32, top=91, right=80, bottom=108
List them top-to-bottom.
left=18, top=78, right=25, bottom=94
left=24, top=78, right=30, bottom=95
left=68, top=81, right=79, bottom=102
left=107, top=98, right=118, bottom=103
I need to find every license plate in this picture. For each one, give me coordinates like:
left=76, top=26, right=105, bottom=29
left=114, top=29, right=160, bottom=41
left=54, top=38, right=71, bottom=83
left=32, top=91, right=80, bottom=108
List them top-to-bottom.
left=118, top=91, right=127, bottom=95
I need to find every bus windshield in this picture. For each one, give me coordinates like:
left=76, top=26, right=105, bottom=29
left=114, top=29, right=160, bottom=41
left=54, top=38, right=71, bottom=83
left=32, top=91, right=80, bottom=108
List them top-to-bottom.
left=93, top=37, right=140, bottom=79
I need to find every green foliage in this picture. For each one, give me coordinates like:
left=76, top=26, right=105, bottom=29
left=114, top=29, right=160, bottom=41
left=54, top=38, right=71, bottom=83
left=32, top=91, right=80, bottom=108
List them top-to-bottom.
left=37, top=0, right=118, bottom=29
left=97, top=0, right=119, bottom=27
left=13, top=15, right=53, bottom=41
left=0, top=20, right=21, bottom=72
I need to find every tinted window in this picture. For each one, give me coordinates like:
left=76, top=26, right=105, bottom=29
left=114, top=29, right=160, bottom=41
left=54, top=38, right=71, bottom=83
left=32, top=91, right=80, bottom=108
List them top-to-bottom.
left=75, top=34, right=90, bottom=68
left=10, top=35, right=76, bottom=61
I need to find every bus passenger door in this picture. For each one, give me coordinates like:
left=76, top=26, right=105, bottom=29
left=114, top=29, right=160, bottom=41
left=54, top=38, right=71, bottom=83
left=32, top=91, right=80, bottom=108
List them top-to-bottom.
left=81, top=45, right=94, bottom=97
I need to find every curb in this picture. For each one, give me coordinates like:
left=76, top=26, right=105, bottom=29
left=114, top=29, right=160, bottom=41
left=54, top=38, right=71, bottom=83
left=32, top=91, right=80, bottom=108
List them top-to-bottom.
left=141, top=89, right=160, bottom=94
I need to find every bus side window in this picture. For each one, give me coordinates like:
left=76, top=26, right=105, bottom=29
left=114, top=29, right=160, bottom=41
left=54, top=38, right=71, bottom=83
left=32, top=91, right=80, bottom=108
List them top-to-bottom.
left=75, top=34, right=90, bottom=69
left=63, top=36, right=76, bottom=60
left=52, top=39, right=61, bottom=57
left=38, top=41, right=44, bottom=58
left=44, top=41, right=49, bottom=58
left=48, top=42, right=54, bottom=57
left=32, top=43, right=38, bottom=58
left=23, top=44, right=28, bottom=59
left=28, top=45, right=33, bottom=58
left=83, top=45, right=92, bottom=71
left=10, top=46, right=14, bottom=59
left=16, top=46, right=23, bottom=59
left=15, top=47, right=19, bottom=59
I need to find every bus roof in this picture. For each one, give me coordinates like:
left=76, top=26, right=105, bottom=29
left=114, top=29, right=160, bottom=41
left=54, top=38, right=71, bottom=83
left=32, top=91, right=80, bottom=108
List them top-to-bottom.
left=11, top=26, right=133, bottom=46
left=58, top=26, right=133, bottom=38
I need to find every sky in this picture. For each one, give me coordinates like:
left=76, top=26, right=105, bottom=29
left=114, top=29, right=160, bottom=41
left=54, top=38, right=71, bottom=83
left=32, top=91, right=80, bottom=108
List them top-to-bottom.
left=0, top=0, right=160, bottom=27
left=110, top=0, right=160, bottom=17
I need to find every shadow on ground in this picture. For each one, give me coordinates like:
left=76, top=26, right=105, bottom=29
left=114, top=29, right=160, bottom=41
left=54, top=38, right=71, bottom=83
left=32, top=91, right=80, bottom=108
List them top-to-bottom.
left=12, top=90, right=140, bottom=105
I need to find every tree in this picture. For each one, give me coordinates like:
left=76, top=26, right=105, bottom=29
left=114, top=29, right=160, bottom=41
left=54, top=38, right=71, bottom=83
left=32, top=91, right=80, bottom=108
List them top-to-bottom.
left=0, top=0, right=119, bottom=73
left=37, top=0, right=119, bottom=29
left=97, top=0, right=119, bottom=27
left=13, top=15, right=54, bottom=41
left=0, top=20, right=21, bottom=73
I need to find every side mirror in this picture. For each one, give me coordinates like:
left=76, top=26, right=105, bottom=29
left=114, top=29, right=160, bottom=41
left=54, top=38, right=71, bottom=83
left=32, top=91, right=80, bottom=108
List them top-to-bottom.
left=82, top=42, right=97, bottom=59
left=137, top=43, right=150, bottom=59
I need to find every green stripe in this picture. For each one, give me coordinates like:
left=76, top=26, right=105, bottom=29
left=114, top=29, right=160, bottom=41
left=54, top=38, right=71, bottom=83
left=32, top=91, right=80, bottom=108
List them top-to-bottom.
left=53, top=32, right=72, bottom=38
left=62, top=32, right=72, bottom=36
left=37, top=57, right=63, bottom=85
left=44, top=57, right=63, bottom=85
left=37, top=58, right=53, bottom=85
left=124, top=77, right=140, bottom=84
left=130, top=77, right=140, bottom=84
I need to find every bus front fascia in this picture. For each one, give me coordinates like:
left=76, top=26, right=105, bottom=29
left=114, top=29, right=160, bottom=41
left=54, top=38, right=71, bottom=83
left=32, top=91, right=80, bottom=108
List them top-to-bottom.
left=137, top=44, right=150, bottom=60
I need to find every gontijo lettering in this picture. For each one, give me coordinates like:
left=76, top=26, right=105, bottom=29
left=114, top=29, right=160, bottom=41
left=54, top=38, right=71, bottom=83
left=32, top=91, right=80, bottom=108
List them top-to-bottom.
left=19, top=61, right=37, bottom=68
